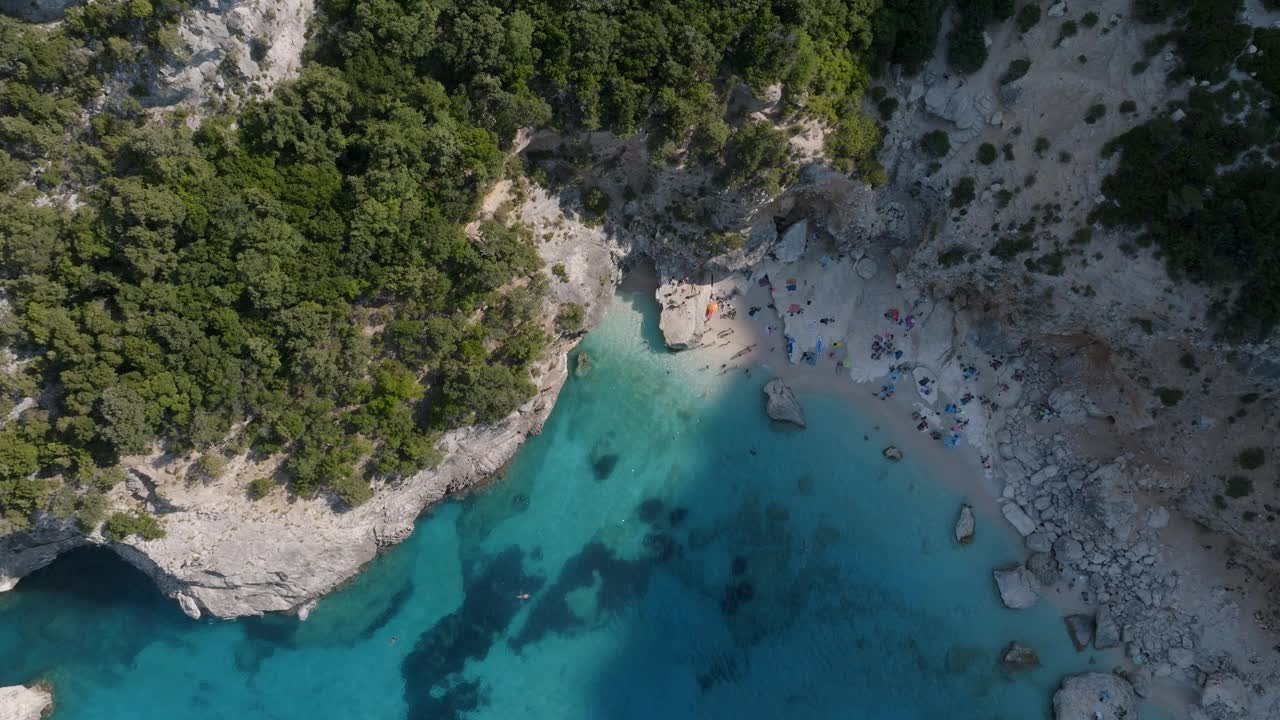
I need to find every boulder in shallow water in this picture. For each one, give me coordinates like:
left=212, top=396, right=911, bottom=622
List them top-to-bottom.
left=574, top=351, right=593, bottom=378
left=763, top=379, right=806, bottom=428
left=882, top=446, right=904, bottom=462
left=955, top=504, right=975, bottom=544
left=993, top=563, right=1041, bottom=609
left=1094, top=607, right=1120, bottom=650
left=1064, top=614, right=1094, bottom=651
left=1001, top=642, right=1041, bottom=670
left=1052, top=673, right=1137, bottom=720
left=0, top=684, right=53, bottom=720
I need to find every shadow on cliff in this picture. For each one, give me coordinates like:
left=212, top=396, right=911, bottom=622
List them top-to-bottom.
left=0, top=546, right=189, bottom=688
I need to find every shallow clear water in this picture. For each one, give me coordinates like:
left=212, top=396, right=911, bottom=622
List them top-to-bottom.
left=1, top=287, right=1166, bottom=720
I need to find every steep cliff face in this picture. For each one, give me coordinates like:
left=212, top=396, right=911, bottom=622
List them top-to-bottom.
left=814, top=0, right=1280, bottom=586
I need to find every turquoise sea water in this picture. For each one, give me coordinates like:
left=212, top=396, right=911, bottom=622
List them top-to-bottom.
left=1, top=285, right=1164, bottom=720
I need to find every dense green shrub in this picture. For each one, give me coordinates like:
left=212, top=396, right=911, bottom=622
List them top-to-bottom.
left=871, top=0, right=951, bottom=73
left=1017, top=4, right=1042, bottom=32
left=1081, top=11, right=1100, bottom=27
left=947, top=23, right=989, bottom=73
left=1000, top=58, right=1032, bottom=85
left=1097, top=87, right=1280, bottom=339
left=877, top=97, right=900, bottom=121
left=1084, top=103, right=1107, bottom=123
left=826, top=114, right=882, bottom=177
left=725, top=120, right=793, bottom=193
left=920, top=130, right=951, bottom=157
left=1034, top=136, right=1051, bottom=156
left=977, top=143, right=998, bottom=164
left=951, top=177, right=977, bottom=208
left=583, top=188, right=609, bottom=218
left=991, top=235, right=1035, bottom=260
left=937, top=246, right=970, bottom=267
left=556, top=303, right=585, bottom=334
left=1237, top=447, right=1265, bottom=470
left=1224, top=476, right=1252, bottom=498
left=247, top=477, right=274, bottom=500
left=104, top=511, right=166, bottom=541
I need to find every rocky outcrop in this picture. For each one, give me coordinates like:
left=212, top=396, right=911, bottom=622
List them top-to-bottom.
left=143, top=0, right=316, bottom=114
left=773, top=220, right=808, bottom=264
left=656, top=274, right=710, bottom=350
left=0, top=334, right=581, bottom=620
left=105, top=356, right=572, bottom=620
left=763, top=379, right=806, bottom=427
left=881, top=446, right=903, bottom=461
left=955, top=504, right=975, bottom=544
left=993, top=563, right=1041, bottom=609
left=1001, top=642, right=1040, bottom=670
left=1052, top=673, right=1137, bottom=720
left=0, top=684, right=52, bottom=720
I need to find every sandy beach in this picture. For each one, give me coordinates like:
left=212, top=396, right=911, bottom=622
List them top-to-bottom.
left=636, top=239, right=1280, bottom=718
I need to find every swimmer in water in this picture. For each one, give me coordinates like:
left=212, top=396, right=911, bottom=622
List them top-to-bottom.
left=516, top=593, right=530, bottom=600
left=390, top=636, right=397, bottom=646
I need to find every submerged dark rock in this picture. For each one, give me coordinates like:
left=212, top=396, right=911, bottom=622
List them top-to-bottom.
left=592, top=453, right=620, bottom=480
left=636, top=498, right=665, bottom=524
left=667, top=507, right=688, bottom=527
left=509, top=538, right=669, bottom=652
left=402, top=547, right=543, bottom=720
left=720, top=580, right=755, bottom=615
left=1001, top=642, right=1041, bottom=670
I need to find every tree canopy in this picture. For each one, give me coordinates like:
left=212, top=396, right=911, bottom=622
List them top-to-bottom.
left=0, top=0, right=895, bottom=527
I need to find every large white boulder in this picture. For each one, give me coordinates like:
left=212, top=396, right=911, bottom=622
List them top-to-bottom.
left=773, top=220, right=808, bottom=264
left=763, top=379, right=806, bottom=428
left=993, top=563, right=1041, bottom=608
left=1052, top=673, right=1137, bottom=720
left=0, top=685, right=52, bottom=720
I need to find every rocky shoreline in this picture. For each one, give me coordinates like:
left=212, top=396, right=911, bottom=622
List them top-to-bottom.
left=2, top=0, right=1280, bottom=716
